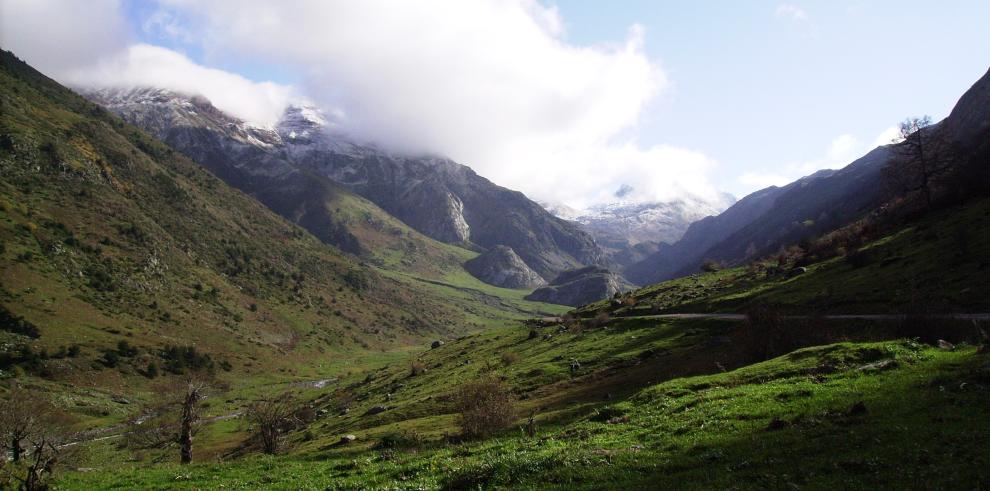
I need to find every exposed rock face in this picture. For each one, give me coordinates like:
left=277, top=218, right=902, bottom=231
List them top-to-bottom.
left=84, top=88, right=606, bottom=280
left=464, top=245, right=546, bottom=289
left=525, top=266, right=630, bottom=307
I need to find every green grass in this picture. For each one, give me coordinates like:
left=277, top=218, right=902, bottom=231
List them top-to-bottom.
left=0, top=49, right=564, bottom=435
left=59, top=341, right=990, bottom=489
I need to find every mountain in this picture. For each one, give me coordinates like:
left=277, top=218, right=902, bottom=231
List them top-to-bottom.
left=0, top=50, right=560, bottom=392
left=629, top=66, right=990, bottom=286
left=81, top=88, right=607, bottom=283
left=627, top=150, right=891, bottom=284
left=542, top=194, right=735, bottom=279
left=464, top=245, right=546, bottom=289
left=525, top=265, right=632, bottom=306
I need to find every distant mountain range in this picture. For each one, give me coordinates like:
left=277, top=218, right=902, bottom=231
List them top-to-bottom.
left=84, top=88, right=608, bottom=284
left=540, top=193, right=735, bottom=276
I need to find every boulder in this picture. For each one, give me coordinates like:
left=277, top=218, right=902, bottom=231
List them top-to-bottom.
left=464, top=245, right=547, bottom=289
left=525, top=266, right=633, bottom=307
left=364, top=405, right=388, bottom=416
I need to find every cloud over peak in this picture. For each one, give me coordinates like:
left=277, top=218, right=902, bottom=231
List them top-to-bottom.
left=3, top=0, right=724, bottom=208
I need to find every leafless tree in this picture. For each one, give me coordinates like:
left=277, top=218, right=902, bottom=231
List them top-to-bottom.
left=884, top=116, right=955, bottom=209
left=123, top=376, right=217, bottom=464
left=0, top=386, right=78, bottom=491
left=0, top=386, right=50, bottom=463
left=245, top=392, right=300, bottom=455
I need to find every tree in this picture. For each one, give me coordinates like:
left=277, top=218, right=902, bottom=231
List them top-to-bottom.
left=884, top=116, right=955, bottom=209
left=123, top=376, right=218, bottom=464
left=0, top=386, right=78, bottom=491
left=0, top=386, right=50, bottom=462
left=245, top=393, right=299, bottom=455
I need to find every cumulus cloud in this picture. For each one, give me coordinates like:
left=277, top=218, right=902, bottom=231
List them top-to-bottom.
left=4, top=0, right=724, bottom=207
left=145, top=0, right=721, bottom=208
left=64, top=44, right=296, bottom=125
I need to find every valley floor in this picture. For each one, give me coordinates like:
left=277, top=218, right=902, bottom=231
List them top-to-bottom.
left=56, top=315, right=990, bottom=490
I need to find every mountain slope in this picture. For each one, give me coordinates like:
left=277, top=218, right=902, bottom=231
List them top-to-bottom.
left=0, top=50, right=559, bottom=400
left=632, top=66, right=990, bottom=286
left=82, top=88, right=607, bottom=282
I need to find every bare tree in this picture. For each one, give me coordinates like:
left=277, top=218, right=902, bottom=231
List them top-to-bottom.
left=884, top=116, right=955, bottom=209
left=123, top=376, right=217, bottom=464
left=0, top=386, right=78, bottom=491
left=0, top=386, right=50, bottom=462
left=245, top=392, right=299, bottom=455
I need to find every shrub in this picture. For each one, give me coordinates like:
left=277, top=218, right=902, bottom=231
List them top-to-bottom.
left=701, top=259, right=723, bottom=272
left=0, top=306, right=40, bottom=338
left=161, top=345, right=214, bottom=374
left=500, top=352, right=520, bottom=366
left=145, top=362, right=159, bottom=379
left=455, top=377, right=516, bottom=439
left=375, top=430, right=424, bottom=450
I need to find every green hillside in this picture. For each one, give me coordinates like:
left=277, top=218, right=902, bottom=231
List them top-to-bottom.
left=2, top=47, right=989, bottom=490
left=0, top=48, right=561, bottom=430
left=577, top=196, right=990, bottom=317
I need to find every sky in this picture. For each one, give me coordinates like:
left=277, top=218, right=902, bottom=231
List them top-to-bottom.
left=1, top=0, right=988, bottom=209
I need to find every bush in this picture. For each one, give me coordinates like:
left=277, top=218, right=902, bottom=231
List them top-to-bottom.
left=701, top=259, right=723, bottom=272
left=0, top=306, right=40, bottom=338
left=161, top=345, right=214, bottom=374
left=500, top=352, right=520, bottom=366
left=455, top=377, right=515, bottom=439
left=375, top=430, right=424, bottom=450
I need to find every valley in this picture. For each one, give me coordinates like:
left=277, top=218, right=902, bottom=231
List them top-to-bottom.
left=1, top=10, right=989, bottom=489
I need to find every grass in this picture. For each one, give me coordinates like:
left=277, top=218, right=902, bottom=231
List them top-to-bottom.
left=0, top=49, right=564, bottom=436
left=580, top=197, right=990, bottom=317
left=59, top=341, right=990, bottom=489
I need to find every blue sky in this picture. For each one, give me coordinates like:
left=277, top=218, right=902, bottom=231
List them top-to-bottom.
left=3, top=0, right=988, bottom=205
left=552, top=0, right=990, bottom=194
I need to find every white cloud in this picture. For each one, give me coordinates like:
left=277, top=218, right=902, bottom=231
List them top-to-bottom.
left=0, top=0, right=129, bottom=74
left=4, top=0, right=724, bottom=207
left=145, top=0, right=720, bottom=208
left=775, top=4, right=808, bottom=21
left=64, top=44, right=296, bottom=125
left=871, top=125, right=902, bottom=148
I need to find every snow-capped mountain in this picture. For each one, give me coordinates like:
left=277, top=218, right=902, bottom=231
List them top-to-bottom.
left=83, top=86, right=607, bottom=282
left=539, top=191, right=735, bottom=277
left=542, top=193, right=735, bottom=246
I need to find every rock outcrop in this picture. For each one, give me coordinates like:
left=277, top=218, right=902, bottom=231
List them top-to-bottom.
left=464, top=245, right=546, bottom=289
left=525, top=266, right=630, bottom=307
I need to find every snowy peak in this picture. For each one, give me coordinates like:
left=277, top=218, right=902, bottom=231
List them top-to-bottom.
left=82, top=86, right=283, bottom=147
left=276, top=105, right=329, bottom=143
left=541, top=193, right=736, bottom=246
